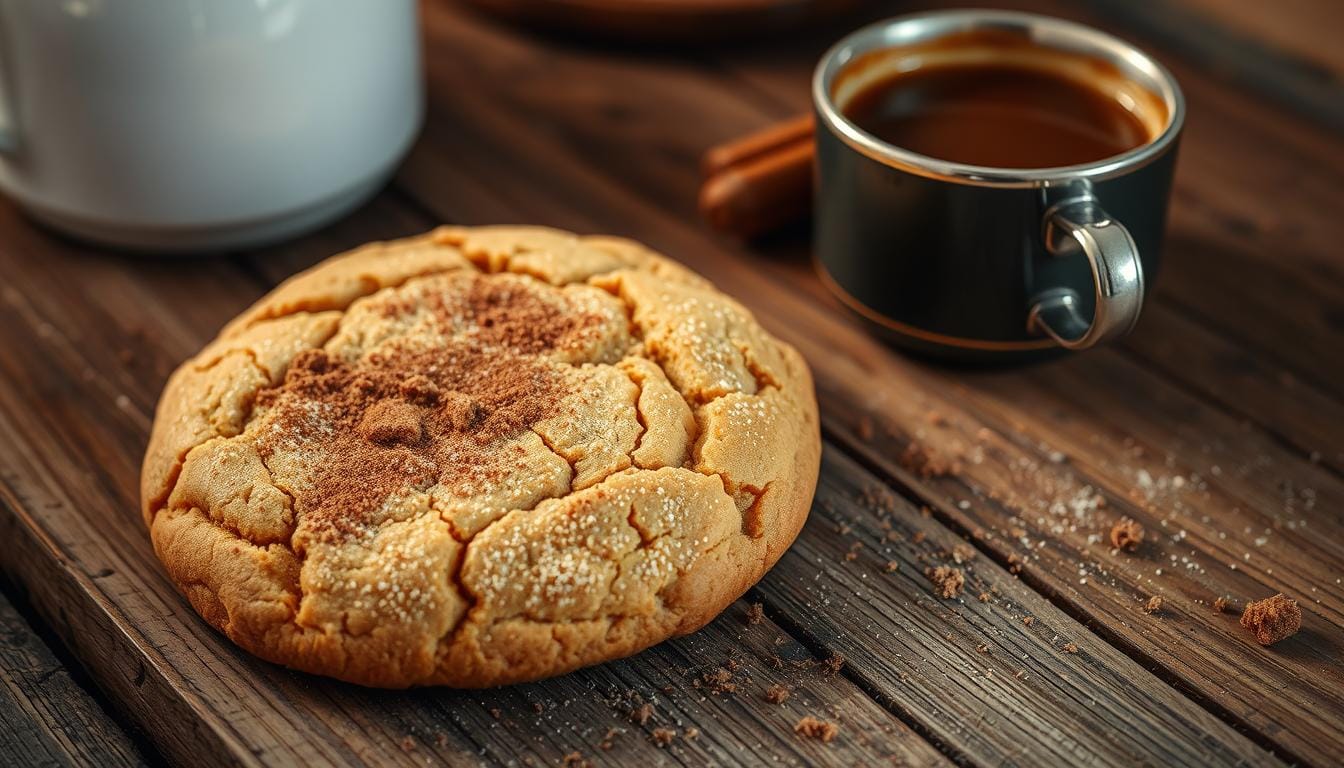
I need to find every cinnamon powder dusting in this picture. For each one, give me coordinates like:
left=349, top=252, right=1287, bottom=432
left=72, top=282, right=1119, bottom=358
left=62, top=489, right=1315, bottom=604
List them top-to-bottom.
left=254, top=275, right=601, bottom=542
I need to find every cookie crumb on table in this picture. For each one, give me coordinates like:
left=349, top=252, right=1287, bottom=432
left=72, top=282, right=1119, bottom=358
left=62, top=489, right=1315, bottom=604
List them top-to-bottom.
left=1110, top=517, right=1145, bottom=551
left=951, top=543, right=977, bottom=563
left=884, top=560, right=900, bottom=573
left=927, top=566, right=965, bottom=599
left=977, top=592, right=990, bottom=603
left=1240, top=593, right=1301, bottom=646
left=1143, top=595, right=1163, bottom=614
left=1213, top=596, right=1230, bottom=613
left=746, top=602, right=764, bottom=625
left=1022, top=616, right=1035, bottom=627
left=1062, top=642, right=1078, bottom=654
left=823, top=652, right=845, bottom=675
left=699, top=667, right=737, bottom=694
left=765, top=684, right=790, bottom=704
left=630, top=703, right=654, bottom=725
left=794, top=716, right=839, bottom=743
left=684, top=727, right=700, bottom=741
left=652, top=728, right=676, bottom=747
left=598, top=729, right=620, bottom=750
left=562, top=751, right=590, bottom=767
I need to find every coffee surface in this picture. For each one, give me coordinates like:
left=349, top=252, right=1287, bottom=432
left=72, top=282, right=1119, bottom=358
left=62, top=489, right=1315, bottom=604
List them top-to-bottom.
left=843, top=61, right=1150, bottom=168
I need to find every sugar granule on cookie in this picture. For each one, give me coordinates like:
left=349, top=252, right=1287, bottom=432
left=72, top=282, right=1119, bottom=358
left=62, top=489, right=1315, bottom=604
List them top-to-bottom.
left=140, top=226, right=821, bottom=688
left=1110, top=517, right=1145, bottom=551
left=927, top=566, right=965, bottom=599
left=1240, top=593, right=1301, bottom=646
left=794, top=716, right=838, bottom=743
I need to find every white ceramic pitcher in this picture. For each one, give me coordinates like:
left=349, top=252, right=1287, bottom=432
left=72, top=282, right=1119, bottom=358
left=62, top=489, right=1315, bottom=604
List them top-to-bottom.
left=0, top=0, right=422, bottom=252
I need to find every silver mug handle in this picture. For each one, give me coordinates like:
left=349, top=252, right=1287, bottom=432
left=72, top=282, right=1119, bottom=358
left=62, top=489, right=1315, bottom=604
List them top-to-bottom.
left=1027, top=199, right=1145, bottom=349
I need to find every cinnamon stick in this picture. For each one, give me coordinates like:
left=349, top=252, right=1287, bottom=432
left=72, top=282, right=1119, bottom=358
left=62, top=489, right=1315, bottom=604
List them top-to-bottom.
left=698, top=114, right=816, bottom=237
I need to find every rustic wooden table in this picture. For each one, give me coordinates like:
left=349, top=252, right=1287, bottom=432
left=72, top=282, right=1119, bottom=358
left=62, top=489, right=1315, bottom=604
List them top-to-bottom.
left=2, top=1, right=1341, bottom=766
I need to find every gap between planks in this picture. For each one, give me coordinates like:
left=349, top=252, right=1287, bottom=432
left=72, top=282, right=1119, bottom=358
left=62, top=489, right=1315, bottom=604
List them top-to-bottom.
left=393, top=5, right=1344, bottom=762
left=0, top=204, right=945, bottom=768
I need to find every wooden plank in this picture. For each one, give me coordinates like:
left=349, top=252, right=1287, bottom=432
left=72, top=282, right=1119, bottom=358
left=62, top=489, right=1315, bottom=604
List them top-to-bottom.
left=717, top=0, right=1344, bottom=395
left=1079, top=0, right=1344, bottom=132
left=1167, top=0, right=1344, bottom=78
left=390, top=4, right=1344, bottom=762
left=0, top=200, right=944, bottom=767
left=757, top=446, right=1280, bottom=767
left=0, top=589, right=149, bottom=768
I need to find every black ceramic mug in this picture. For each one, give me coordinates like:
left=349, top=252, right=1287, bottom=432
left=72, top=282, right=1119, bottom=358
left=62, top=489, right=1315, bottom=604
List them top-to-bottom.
left=812, top=10, right=1184, bottom=361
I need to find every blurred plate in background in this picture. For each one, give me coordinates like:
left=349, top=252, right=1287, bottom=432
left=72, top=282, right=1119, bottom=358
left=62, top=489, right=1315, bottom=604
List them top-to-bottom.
left=458, top=0, right=864, bottom=42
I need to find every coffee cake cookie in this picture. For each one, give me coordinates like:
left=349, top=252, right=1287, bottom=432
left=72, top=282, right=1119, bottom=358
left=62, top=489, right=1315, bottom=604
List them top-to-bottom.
left=141, top=226, right=820, bottom=687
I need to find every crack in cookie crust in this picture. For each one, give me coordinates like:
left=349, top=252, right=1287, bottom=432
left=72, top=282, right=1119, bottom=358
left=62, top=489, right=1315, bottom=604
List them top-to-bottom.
left=143, top=226, right=819, bottom=688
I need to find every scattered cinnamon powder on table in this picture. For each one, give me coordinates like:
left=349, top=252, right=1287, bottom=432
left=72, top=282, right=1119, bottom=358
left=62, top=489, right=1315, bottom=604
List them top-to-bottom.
left=899, top=443, right=961, bottom=478
left=1110, top=517, right=1145, bottom=551
left=927, top=566, right=965, bottom=599
left=1241, top=593, right=1301, bottom=646
left=822, top=653, right=845, bottom=675
left=698, top=667, right=737, bottom=694
left=629, top=703, right=654, bottom=725
left=794, top=716, right=838, bottom=743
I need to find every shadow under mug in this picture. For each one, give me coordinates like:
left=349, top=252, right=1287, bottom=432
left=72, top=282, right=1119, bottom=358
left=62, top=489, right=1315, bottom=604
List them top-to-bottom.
left=812, top=10, right=1184, bottom=361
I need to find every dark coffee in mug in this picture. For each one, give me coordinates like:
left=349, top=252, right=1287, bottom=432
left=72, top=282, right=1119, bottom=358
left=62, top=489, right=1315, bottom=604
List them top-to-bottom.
left=813, top=14, right=1184, bottom=360
left=842, top=60, right=1152, bottom=168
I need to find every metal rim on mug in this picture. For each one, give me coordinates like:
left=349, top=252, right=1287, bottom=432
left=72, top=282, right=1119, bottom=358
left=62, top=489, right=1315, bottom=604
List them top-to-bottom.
left=812, top=9, right=1186, bottom=188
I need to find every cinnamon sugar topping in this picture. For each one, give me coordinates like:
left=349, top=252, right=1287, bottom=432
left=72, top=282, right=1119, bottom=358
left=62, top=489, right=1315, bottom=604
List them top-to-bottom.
left=254, top=274, right=603, bottom=542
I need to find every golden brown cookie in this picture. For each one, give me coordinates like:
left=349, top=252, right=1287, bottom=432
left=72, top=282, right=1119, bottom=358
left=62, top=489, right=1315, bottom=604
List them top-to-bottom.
left=141, top=226, right=820, bottom=688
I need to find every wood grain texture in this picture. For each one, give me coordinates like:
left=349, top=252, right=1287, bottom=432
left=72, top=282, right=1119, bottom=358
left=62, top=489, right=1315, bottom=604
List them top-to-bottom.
left=0, top=0, right=1339, bottom=764
left=718, top=0, right=1344, bottom=406
left=1079, top=0, right=1344, bottom=132
left=387, top=2, right=1344, bottom=763
left=0, top=201, right=945, bottom=767
left=757, top=447, right=1279, bottom=767
left=0, top=590, right=149, bottom=768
